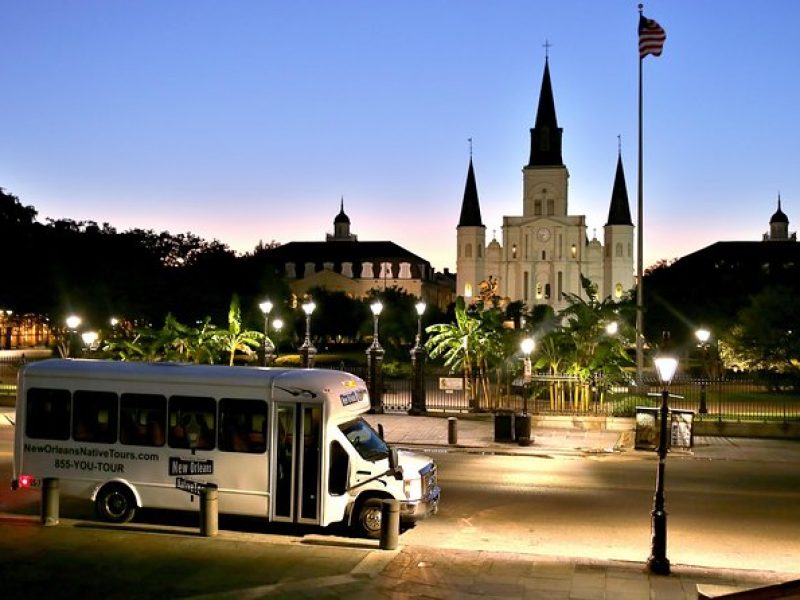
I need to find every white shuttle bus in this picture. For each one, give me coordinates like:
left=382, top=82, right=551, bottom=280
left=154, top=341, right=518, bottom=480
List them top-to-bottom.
left=12, top=359, right=439, bottom=537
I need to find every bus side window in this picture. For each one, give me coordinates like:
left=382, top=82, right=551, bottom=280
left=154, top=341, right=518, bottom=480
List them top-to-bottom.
left=26, top=388, right=71, bottom=440
left=72, top=390, right=118, bottom=444
left=120, top=393, right=166, bottom=447
left=169, top=395, right=216, bottom=451
left=219, top=398, right=267, bottom=454
left=328, top=441, right=349, bottom=496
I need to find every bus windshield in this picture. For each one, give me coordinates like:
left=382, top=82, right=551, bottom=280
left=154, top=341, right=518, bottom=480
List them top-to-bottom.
left=339, top=418, right=389, bottom=462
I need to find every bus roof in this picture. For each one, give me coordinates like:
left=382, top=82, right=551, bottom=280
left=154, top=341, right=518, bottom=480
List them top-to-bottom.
left=21, top=359, right=364, bottom=394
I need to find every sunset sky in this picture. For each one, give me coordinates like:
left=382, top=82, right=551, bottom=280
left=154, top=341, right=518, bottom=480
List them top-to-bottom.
left=3, top=1, right=799, bottom=273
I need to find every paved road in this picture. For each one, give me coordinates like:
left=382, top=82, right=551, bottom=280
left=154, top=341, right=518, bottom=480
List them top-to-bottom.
left=400, top=450, right=800, bottom=573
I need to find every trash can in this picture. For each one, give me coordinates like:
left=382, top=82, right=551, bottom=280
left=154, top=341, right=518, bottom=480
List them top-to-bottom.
left=634, top=406, right=659, bottom=450
left=494, top=411, right=515, bottom=442
left=515, top=414, right=532, bottom=446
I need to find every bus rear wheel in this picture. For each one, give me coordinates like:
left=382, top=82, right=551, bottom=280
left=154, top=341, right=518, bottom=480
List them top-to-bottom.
left=96, top=484, right=136, bottom=523
left=355, top=498, right=384, bottom=539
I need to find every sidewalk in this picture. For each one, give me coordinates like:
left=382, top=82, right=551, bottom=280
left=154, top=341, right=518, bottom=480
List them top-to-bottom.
left=364, top=412, right=800, bottom=464
left=0, top=514, right=796, bottom=600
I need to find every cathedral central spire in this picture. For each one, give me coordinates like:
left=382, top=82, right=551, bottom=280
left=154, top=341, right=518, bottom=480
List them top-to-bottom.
left=527, top=57, right=564, bottom=167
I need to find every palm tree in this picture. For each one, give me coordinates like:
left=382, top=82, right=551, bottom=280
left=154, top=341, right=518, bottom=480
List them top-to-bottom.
left=550, top=275, right=634, bottom=410
left=216, top=295, right=264, bottom=366
left=425, top=297, right=505, bottom=409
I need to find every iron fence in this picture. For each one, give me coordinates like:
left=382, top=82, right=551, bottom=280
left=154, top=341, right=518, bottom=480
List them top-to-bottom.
left=4, top=356, right=799, bottom=423
left=375, top=371, right=800, bottom=422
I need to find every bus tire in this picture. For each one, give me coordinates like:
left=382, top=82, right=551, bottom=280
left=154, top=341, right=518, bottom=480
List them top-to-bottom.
left=95, top=483, right=136, bottom=524
left=354, top=497, right=384, bottom=539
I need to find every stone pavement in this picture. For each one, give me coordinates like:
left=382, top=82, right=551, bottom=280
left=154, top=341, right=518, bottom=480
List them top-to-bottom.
left=3, top=410, right=800, bottom=598
left=0, top=513, right=796, bottom=600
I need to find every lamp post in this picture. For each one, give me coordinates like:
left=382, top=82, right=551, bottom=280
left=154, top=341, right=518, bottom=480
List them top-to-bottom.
left=259, top=300, right=274, bottom=367
left=367, top=300, right=385, bottom=414
left=299, top=301, right=316, bottom=368
left=409, top=301, right=427, bottom=415
left=65, top=315, right=82, bottom=358
left=272, top=318, right=283, bottom=360
left=605, top=321, right=619, bottom=336
left=695, top=328, right=711, bottom=414
left=516, top=337, right=535, bottom=446
left=647, top=355, right=678, bottom=576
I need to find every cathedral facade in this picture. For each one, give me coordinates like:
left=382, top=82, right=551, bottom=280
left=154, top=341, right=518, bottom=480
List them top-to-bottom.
left=456, top=59, right=635, bottom=311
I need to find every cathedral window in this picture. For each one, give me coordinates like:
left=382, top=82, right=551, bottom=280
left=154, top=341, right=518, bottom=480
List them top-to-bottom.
left=547, top=199, right=555, bottom=215
left=534, top=200, right=542, bottom=216
left=465, top=243, right=472, bottom=258
left=616, top=243, right=623, bottom=257
left=512, top=244, right=517, bottom=259
left=571, top=244, right=577, bottom=259
left=478, top=245, right=483, bottom=258
left=541, top=250, right=546, bottom=260
left=557, top=271, right=563, bottom=300
left=523, top=272, right=529, bottom=301
left=535, top=282, right=543, bottom=299
left=464, top=283, right=473, bottom=298
left=615, top=283, right=624, bottom=298
left=544, top=284, right=551, bottom=299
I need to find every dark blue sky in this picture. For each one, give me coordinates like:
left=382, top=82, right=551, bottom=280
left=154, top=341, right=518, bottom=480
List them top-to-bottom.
left=3, top=1, right=798, bottom=271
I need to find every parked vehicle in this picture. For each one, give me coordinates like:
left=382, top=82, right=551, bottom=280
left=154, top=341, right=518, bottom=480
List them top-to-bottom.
left=12, top=359, right=439, bottom=537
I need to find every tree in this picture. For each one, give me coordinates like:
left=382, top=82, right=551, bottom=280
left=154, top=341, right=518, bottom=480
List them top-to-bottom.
left=538, top=275, right=634, bottom=410
left=724, top=286, right=800, bottom=375
left=215, top=296, right=264, bottom=366
left=425, top=297, right=505, bottom=408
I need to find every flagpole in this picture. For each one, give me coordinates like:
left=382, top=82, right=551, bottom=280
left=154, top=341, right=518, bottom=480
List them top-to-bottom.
left=636, top=3, right=645, bottom=384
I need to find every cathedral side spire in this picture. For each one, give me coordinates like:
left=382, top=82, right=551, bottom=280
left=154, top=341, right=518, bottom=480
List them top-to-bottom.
left=527, top=57, right=564, bottom=167
left=606, top=151, right=633, bottom=226
left=457, top=157, right=484, bottom=227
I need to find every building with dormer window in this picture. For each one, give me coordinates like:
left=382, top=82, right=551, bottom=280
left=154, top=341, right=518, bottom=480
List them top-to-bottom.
left=260, top=200, right=454, bottom=310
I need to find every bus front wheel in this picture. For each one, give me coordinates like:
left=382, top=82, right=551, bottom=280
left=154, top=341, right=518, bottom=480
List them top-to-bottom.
left=96, top=484, right=136, bottom=523
left=355, top=498, right=384, bottom=539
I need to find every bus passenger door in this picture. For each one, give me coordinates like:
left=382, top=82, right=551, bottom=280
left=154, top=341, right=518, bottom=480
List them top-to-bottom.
left=271, top=402, right=322, bottom=525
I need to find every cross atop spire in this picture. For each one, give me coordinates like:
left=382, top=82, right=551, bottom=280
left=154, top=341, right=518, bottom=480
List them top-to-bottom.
left=543, top=39, right=552, bottom=60
left=468, top=137, right=473, bottom=158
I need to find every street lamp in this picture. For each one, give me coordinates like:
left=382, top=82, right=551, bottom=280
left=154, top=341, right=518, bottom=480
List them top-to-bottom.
left=259, top=300, right=274, bottom=367
left=299, top=300, right=316, bottom=368
left=367, top=300, right=385, bottom=413
left=410, top=301, right=427, bottom=415
left=64, top=315, right=82, bottom=358
left=272, top=317, right=283, bottom=359
left=606, top=321, right=619, bottom=336
left=695, top=328, right=711, bottom=414
left=517, top=337, right=535, bottom=447
left=520, top=338, right=535, bottom=415
left=647, top=355, right=678, bottom=576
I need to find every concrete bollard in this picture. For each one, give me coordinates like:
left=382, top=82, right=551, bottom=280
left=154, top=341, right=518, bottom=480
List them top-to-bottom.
left=448, top=417, right=458, bottom=445
left=41, top=477, right=59, bottom=526
left=199, top=484, right=218, bottom=537
left=379, top=499, right=400, bottom=550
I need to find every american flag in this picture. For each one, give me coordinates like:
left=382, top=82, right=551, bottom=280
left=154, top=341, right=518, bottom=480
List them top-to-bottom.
left=639, top=14, right=666, bottom=58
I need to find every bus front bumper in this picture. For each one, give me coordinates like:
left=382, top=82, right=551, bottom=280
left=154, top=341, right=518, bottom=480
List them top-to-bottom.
left=400, top=485, right=440, bottom=522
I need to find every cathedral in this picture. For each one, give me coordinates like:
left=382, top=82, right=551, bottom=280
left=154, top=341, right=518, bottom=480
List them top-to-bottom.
left=456, top=58, right=635, bottom=311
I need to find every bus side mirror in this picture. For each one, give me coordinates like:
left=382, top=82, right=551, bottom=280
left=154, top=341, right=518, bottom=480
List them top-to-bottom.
left=388, top=447, right=403, bottom=480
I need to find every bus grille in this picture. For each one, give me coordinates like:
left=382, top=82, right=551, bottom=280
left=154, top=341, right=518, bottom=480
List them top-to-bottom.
left=420, top=462, right=437, bottom=496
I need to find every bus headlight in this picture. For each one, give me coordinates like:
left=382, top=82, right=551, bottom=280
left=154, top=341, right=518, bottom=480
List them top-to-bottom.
left=403, top=478, right=421, bottom=500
